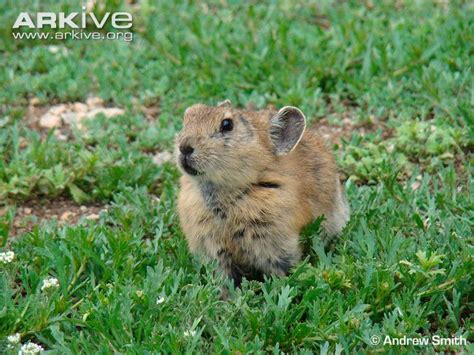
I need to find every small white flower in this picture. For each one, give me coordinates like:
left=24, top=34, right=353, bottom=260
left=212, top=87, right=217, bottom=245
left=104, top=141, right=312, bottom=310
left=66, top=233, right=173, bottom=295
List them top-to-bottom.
left=0, top=251, right=15, bottom=264
left=41, top=277, right=60, bottom=292
left=156, top=296, right=165, bottom=305
left=183, top=330, right=197, bottom=337
left=7, top=333, right=21, bottom=344
left=19, top=341, right=44, bottom=354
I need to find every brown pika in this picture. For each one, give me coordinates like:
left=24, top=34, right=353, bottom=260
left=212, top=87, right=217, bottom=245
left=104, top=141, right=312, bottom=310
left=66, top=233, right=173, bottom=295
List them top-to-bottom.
left=176, top=100, right=350, bottom=287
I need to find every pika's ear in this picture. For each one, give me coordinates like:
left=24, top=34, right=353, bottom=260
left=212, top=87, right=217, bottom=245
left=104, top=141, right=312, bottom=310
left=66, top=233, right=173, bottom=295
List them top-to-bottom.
left=217, top=99, right=232, bottom=107
left=184, top=103, right=204, bottom=117
left=269, top=106, right=306, bottom=155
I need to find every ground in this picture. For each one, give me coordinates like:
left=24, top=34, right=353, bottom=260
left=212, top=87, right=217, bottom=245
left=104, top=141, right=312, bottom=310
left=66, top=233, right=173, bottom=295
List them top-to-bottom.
left=0, top=1, right=473, bottom=353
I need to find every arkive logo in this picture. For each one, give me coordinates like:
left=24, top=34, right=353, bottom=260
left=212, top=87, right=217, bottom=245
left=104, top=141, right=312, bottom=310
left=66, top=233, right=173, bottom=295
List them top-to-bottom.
left=13, top=6, right=132, bottom=29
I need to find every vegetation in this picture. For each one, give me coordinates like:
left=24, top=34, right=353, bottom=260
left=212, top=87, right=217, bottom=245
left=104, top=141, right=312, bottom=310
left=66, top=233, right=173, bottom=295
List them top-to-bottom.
left=0, top=0, right=472, bottom=353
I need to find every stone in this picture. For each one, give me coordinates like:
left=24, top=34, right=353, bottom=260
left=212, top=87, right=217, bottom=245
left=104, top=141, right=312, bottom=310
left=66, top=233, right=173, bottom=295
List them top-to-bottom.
left=29, top=97, right=40, bottom=106
left=86, top=97, right=104, bottom=108
left=73, top=102, right=88, bottom=112
left=49, top=105, right=68, bottom=115
left=86, top=107, right=125, bottom=119
left=62, top=111, right=79, bottom=125
left=39, top=112, right=61, bottom=128
left=60, top=211, right=74, bottom=221
left=86, top=213, right=100, bottom=221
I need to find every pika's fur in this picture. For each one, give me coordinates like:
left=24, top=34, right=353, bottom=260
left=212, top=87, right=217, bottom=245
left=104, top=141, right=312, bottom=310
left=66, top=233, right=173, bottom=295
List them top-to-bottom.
left=176, top=101, right=349, bottom=287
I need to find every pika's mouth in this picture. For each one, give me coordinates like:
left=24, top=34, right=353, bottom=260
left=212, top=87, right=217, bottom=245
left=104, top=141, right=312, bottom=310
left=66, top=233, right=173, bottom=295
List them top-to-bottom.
left=180, top=155, right=199, bottom=176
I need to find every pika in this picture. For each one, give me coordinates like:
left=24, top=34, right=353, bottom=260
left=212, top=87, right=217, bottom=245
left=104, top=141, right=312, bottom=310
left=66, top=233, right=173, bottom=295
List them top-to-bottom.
left=176, top=100, right=349, bottom=287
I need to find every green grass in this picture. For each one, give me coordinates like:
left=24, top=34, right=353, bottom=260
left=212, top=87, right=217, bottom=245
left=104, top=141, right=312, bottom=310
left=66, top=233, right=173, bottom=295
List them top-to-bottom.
left=0, top=0, right=473, bottom=353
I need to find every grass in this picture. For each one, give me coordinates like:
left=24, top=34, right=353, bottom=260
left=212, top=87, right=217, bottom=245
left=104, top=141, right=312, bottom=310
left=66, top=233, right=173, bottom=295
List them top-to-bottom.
left=0, top=0, right=473, bottom=353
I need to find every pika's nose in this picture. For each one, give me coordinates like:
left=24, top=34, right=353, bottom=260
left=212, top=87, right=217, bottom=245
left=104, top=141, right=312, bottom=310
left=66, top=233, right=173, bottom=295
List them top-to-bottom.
left=179, top=144, right=194, bottom=156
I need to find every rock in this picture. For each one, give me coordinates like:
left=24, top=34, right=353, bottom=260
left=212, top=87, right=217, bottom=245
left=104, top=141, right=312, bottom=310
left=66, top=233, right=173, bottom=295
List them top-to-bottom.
left=29, top=97, right=40, bottom=106
left=86, top=97, right=104, bottom=108
left=73, top=102, right=88, bottom=112
left=39, top=104, right=69, bottom=128
left=49, top=105, right=68, bottom=115
left=86, top=107, right=124, bottom=119
left=104, top=108, right=125, bottom=117
left=61, top=111, right=77, bottom=125
left=62, top=111, right=86, bottom=126
left=39, top=112, right=61, bottom=128
left=153, top=151, right=173, bottom=165
left=80, top=206, right=88, bottom=212
left=24, top=208, right=32, bottom=215
left=60, top=211, right=74, bottom=221
left=86, top=213, right=100, bottom=221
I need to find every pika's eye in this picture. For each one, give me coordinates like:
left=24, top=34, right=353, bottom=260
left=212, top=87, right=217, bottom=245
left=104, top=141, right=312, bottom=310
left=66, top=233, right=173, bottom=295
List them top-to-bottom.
left=220, top=118, right=233, bottom=132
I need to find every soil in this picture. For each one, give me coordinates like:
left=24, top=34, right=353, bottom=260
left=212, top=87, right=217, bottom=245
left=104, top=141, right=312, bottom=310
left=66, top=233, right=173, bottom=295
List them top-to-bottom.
left=7, top=100, right=393, bottom=238
left=312, top=116, right=393, bottom=146
left=2, top=197, right=107, bottom=237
